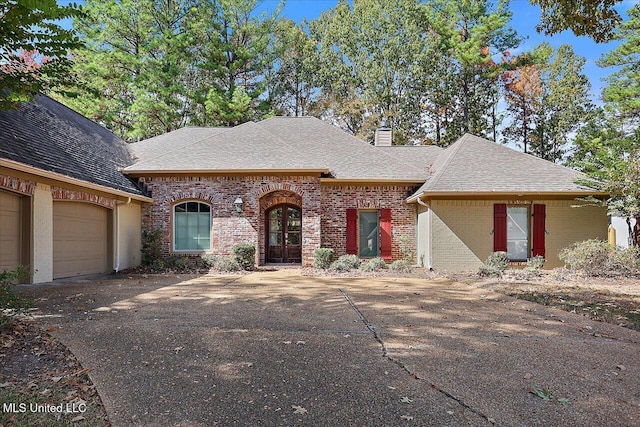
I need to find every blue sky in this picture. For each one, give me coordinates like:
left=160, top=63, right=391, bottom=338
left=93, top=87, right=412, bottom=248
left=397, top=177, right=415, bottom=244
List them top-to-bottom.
left=56, top=0, right=638, bottom=103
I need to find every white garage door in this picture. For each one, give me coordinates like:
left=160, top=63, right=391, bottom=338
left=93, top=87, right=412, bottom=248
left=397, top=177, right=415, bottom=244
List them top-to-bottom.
left=0, top=190, right=22, bottom=271
left=53, top=202, right=110, bottom=279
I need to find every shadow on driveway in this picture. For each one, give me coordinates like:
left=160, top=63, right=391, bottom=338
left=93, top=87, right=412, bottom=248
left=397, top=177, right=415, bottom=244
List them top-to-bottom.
left=22, top=270, right=640, bottom=426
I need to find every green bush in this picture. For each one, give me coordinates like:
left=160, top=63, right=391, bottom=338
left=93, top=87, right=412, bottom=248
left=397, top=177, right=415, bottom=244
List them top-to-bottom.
left=141, top=229, right=164, bottom=269
left=398, top=235, right=413, bottom=262
left=559, top=239, right=614, bottom=276
left=233, top=243, right=256, bottom=270
left=609, top=245, right=640, bottom=276
left=313, top=248, right=334, bottom=269
left=478, top=252, right=509, bottom=277
left=201, top=253, right=219, bottom=268
left=330, top=255, right=361, bottom=271
left=524, top=255, right=546, bottom=277
left=214, top=257, right=241, bottom=272
left=360, top=257, right=387, bottom=272
left=389, top=259, right=412, bottom=273
left=1, top=266, right=30, bottom=325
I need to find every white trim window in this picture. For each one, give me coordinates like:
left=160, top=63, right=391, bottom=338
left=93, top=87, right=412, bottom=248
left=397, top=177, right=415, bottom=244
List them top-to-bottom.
left=173, top=201, right=211, bottom=251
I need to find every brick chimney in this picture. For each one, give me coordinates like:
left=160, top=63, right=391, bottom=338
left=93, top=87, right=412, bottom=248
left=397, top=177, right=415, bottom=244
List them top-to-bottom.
left=374, top=120, right=392, bottom=146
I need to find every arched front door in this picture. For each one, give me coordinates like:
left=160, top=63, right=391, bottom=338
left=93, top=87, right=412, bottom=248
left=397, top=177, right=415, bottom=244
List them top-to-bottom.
left=266, top=204, right=302, bottom=264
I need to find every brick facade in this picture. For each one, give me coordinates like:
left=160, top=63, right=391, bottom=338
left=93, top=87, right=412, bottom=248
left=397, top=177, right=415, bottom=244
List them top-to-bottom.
left=139, top=175, right=418, bottom=266
left=140, top=175, right=321, bottom=266
left=320, top=184, right=419, bottom=261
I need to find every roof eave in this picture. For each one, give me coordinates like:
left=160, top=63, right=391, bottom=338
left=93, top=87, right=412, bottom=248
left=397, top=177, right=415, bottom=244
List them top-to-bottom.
left=1, top=158, right=152, bottom=203
left=124, top=168, right=331, bottom=176
left=321, top=178, right=425, bottom=185
left=406, top=190, right=610, bottom=203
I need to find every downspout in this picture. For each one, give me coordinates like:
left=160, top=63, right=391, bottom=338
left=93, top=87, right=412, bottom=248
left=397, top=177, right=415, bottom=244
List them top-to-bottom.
left=114, top=197, right=131, bottom=272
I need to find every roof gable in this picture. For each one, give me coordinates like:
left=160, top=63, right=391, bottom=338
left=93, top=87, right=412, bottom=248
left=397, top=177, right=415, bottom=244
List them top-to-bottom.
left=0, top=95, right=143, bottom=196
left=410, top=133, right=593, bottom=197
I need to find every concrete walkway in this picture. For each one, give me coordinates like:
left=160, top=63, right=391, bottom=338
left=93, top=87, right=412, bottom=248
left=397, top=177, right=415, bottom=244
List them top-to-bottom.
left=23, top=270, right=640, bottom=426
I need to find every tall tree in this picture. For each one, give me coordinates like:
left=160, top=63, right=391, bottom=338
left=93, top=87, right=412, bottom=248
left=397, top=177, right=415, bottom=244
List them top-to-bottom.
left=0, top=0, right=82, bottom=109
left=309, top=0, right=430, bottom=143
left=423, top=0, right=520, bottom=143
left=530, top=0, right=622, bottom=42
left=598, top=4, right=640, bottom=126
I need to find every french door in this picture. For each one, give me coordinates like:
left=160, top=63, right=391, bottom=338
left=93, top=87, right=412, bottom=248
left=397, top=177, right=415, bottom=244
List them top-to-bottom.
left=266, top=204, right=302, bottom=263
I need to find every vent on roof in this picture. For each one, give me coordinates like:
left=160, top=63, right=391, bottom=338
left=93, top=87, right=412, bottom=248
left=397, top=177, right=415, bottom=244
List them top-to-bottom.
left=374, top=121, right=392, bottom=146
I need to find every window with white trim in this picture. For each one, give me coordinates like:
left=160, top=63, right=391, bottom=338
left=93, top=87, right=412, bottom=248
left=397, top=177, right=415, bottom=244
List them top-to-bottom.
left=173, top=201, right=211, bottom=251
left=506, top=206, right=529, bottom=261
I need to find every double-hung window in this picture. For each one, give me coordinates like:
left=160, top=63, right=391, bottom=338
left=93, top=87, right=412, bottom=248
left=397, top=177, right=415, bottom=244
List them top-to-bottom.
left=173, top=201, right=211, bottom=251
left=494, top=203, right=546, bottom=261
left=346, top=208, right=392, bottom=259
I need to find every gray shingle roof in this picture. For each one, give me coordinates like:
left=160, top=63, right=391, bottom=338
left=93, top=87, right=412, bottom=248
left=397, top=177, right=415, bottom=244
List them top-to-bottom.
left=0, top=95, right=143, bottom=196
left=127, top=117, right=428, bottom=180
left=131, top=126, right=229, bottom=162
left=409, top=133, right=593, bottom=198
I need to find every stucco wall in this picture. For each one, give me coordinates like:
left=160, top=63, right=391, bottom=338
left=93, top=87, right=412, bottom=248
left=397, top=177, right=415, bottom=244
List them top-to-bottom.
left=32, top=183, right=53, bottom=283
left=422, top=199, right=608, bottom=271
left=116, top=202, right=142, bottom=271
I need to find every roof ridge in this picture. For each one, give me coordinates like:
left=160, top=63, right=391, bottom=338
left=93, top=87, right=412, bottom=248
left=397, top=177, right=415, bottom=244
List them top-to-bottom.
left=130, top=122, right=253, bottom=168
left=421, top=134, right=469, bottom=191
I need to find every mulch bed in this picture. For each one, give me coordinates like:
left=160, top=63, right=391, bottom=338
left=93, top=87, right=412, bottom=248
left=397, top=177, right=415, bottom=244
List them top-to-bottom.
left=0, top=314, right=109, bottom=427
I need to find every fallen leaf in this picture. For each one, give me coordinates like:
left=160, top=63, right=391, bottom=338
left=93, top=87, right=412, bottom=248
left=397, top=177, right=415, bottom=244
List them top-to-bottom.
left=46, top=327, right=56, bottom=332
left=282, top=341, right=292, bottom=345
left=295, top=341, right=306, bottom=345
left=174, top=346, right=183, bottom=354
left=616, top=365, right=626, bottom=371
left=524, top=373, right=532, bottom=380
left=51, top=376, right=63, bottom=383
left=387, top=386, right=396, bottom=390
left=400, top=397, right=413, bottom=404
left=557, top=397, right=571, bottom=406
left=291, top=405, right=307, bottom=415
left=71, top=415, right=85, bottom=422
left=400, top=415, right=414, bottom=420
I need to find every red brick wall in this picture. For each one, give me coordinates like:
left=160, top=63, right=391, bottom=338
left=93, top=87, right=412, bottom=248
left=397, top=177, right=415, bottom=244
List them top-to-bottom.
left=139, top=175, right=321, bottom=266
left=140, top=175, right=417, bottom=265
left=320, top=184, right=419, bottom=262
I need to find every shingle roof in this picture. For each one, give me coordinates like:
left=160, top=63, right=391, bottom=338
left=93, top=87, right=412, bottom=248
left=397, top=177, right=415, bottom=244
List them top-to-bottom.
left=0, top=95, right=143, bottom=196
left=126, top=117, right=428, bottom=180
left=131, top=126, right=229, bottom=162
left=409, top=133, right=593, bottom=198
left=375, top=145, right=442, bottom=175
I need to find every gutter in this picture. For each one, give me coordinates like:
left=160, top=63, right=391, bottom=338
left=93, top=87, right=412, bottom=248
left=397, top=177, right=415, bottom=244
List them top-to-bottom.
left=1, top=158, right=153, bottom=203
left=406, top=190, right=610, bottom=203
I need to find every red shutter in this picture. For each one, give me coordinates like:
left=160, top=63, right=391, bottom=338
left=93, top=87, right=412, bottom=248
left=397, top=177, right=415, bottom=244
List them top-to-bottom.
left=494, top=204, right=507, bottom=252
left=532, top=204, right=546, bottom=258
left=380, top=208, right=392, bottom=260
left=346, top=209, right=358, bottom=255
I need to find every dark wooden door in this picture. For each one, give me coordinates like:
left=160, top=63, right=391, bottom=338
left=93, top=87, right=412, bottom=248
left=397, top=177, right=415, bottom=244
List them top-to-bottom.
left=266, top=205, right=302, bottom=263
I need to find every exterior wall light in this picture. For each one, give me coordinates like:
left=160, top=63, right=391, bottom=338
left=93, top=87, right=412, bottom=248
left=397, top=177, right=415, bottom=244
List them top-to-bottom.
left=234, top=196, right=244, bottom=213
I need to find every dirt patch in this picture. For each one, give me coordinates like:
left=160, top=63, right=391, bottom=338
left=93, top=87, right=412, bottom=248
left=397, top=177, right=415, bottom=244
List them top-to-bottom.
left=466, top=272, right=640, bottom=332
left=0, top=315, right=109, bottom=426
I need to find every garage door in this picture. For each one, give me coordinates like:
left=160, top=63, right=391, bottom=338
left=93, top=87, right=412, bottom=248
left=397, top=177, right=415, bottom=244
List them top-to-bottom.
left=0, top=190, right=22, bottom=271
left=53, top=202, right=110, bottom=279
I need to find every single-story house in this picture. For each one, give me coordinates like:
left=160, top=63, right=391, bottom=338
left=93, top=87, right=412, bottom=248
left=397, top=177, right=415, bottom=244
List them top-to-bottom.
left=0, top=95, right=151, bottom=282
left=1, top=95, right=608, bottom=283
left=124, top=116, right=607, bottom=271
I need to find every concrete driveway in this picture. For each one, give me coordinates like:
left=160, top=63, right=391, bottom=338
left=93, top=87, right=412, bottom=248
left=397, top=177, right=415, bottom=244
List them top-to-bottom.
left=22, top=270, right=640, bottom=426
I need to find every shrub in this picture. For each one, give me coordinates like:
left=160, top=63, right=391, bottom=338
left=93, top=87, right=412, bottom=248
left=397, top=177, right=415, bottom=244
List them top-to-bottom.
left=141, top=229, right=164, bottom=268
left=398, top=236, right=413, bottom=262
left=559, top=239, right=614, bottom=276
left=233, top=243, right=256, bottom=270
left=609, top=245, right=640, bottom=276
left=313, top=248, right=334, bottom=269
left=478, top=252, right=509, bottom=277
left=201, top=253, right=219, bottom=268
left=330, top=255, right=361, bottom=271
left=524, top=255, right=546, bottom=277
left=213, top=257, right=241, bottom=272
left=360, top=257, right=388, bottom=272
left=390, top=259, right=412, bottom=273
left=0, top=266, right=30, bottom=325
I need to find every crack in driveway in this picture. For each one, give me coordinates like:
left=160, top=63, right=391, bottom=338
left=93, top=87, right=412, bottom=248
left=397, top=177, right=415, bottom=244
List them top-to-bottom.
left=339, top=287, right=498, bottom=426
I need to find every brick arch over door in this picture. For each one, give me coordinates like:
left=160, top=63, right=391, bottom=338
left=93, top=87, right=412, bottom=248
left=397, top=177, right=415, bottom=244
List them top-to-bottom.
left=258, top=190, right=303, bottom=265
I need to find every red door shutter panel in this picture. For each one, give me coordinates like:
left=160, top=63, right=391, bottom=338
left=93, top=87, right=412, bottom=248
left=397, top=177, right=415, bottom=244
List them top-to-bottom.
left=493, top=204, right=507, bottom=252
left=532, top=204, right=546, bottom=258
left=380, top=208, right=392, bottom=260
left=346, top=209, right=358, bottom=255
